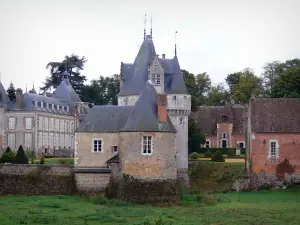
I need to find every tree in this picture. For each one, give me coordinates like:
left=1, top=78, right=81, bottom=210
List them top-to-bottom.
left=41, top=54, right=87, bottom=94
left=261, top=61, right=281, bottom=97
left=226, top=68, right=263, bottom=104
left=80, top=74, right=120, bottom=105
left=6, top=82, right=16, bottom=101
left=206, top=83, right=230, bottom=106
left=188, top=117, right=205, bottom=153
left=14, top=145, right=28, bottom=164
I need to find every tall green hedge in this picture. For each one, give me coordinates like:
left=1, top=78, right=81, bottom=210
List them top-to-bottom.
left=194, top=148, right=246, bottom=155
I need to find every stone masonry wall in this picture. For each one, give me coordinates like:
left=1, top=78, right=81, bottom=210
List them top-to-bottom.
left=252, top=133, right=300, bottom=174
left=0, top=164, right=76, bottom=195
left=75, top=173, right=111, bottom=193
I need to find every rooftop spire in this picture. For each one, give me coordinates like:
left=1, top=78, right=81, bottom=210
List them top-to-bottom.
left=144, top=14, right=147, bottom=40
left=150, top=15, right=153, bottom=39
left=175, top=31, right=178, bottom=56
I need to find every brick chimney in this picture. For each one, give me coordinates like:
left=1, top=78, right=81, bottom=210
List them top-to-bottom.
left=162, top=54, right=166, bottom=59
left=16, top=88, right=23, bottom=110
left=157, top=94, right=167, bottom=122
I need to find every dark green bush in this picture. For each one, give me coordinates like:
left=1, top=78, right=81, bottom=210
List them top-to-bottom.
left=14, top=145, right=29, bottom=164
left=5, top=146, right=12, bottom=153
left=227, top=149, right=236, bottom=158
left=204, top=150, right=212, bottom=158
left=1, top=151, right=16, bottom=163
left=211, top=151, right=225, bottom=162
left=189, top=152, right=199, bottom=159
left=44, top=155, right=56, bottom=158
left=40, top=157, right=45, bottom=164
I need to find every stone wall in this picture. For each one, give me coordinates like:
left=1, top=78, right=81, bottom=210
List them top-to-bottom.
left=0, top=164, right=76, bottom=195
left=75, top=172, right=111, bottom=193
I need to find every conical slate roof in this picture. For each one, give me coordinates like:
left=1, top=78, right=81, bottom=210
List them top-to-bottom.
left=54, top=77, right=81, bottom=104
left=0, top=81, right=10, bottom=107
left=122, top=81, right=176, bottom=132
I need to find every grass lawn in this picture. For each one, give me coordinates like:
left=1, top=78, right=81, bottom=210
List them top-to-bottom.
left=0, top=188, right=299, bottom=224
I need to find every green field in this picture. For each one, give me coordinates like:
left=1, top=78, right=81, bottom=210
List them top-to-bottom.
left=0, top=188, right=299, bottom=225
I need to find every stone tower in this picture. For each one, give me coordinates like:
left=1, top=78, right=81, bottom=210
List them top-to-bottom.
left=117, top=31, right=191, bottom=185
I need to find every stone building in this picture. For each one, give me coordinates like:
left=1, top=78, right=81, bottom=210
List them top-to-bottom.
left=118, top=34, right=191, bottom=184
left=0, top=71, right=88, bottom=156
left=75, top=81, right=178, bottom=201
left=246, top=97, right=300, bottom=175
left=192, top=104, right=247, bottom=149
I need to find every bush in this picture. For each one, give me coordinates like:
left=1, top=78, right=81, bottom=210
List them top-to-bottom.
left=14, top=145, right=29, bottom=164
left=5, top=146, right=12, bottom=153
left=227, top=149, right=236, bottom=158
left=204, top=150, right=212, bottom=158
left=1, top=151, right=16, bottom=163
left=211, top=151, right=225, bottom=162
left=189, top=152, right=199, bottom=160
left=40, top=157, right=45, bottom=164
left=58, top=158, right=74, bottom=165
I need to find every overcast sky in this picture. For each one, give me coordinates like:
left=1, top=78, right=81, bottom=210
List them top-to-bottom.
left=0, top=0, right=299, bottom=91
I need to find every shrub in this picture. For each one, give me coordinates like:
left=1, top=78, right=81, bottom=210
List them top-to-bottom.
left=14, top=145, right=29, bottom=164
left=5, top=146, right=12, bottom=153
left=227, top=149, right=236, bottom=158
left=204, top=150, right=212, bottom=158
left=1, top=151, right=16, bottom=163
left=211, top=151, right=225, bottom=162
left=189, top=152, right=199, bottom=160
left=40, top=157, right=45, bottom=164
left=58, top=158, right=74, bottom=165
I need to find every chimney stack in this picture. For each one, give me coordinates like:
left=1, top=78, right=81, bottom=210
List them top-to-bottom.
left=162, top=54, right=166, bottom=59
left=16, top=88, right=23, bottom=110
left=157, top=94, right=167, bottom=122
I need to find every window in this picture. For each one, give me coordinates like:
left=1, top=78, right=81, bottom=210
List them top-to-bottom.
left=151, top=73, right=161, bottom=85
left=172, top=96, right=177, bottom=101
left=183, top=96, right=187, bottom=101
left=38, top=116, right=43, bottom=130
left=221, top=116, right=228, bottom=123
left=8, top=117, right=16, bottom=130
left=25, top=117, right=32, bottom=130
left=44, top=117, right=48, bottom=131
left=179, top=117, right=184, bottom=125
left=49, top=118, right=54, bottom=131
left=55, top=119, right=59, bottom=132
left=60, top=120, right=64, bottom=132
left=65, top=121, right=69, bottom=133
left=70, top=121, right=74, bottom=133
left=38, top=132, right=43, bottom=147
left=7, top=133, right=15, bottom=148
left=24, top=133, right=32, bottom=148
left=44, top=133, right=48, bottom=147
left=49, top=133, right=54, bottom=148
left=55, top=133, right=59, bottom=148
left=222, top=133, right=227, bottom=139
left=60, top=134, right=64, bottom=147
left=65, top=134, right=69, bottom=148
left=70, top=135, right=74, bottom=149
left=142, top=136, right=152, bottom=155
left=221, top=139, right=227, bottom=148
left=93, top=140, right=102, bottom=152
left=205, top=140, right=210, bottom=148
left=269, top=140, right=278, bottom=157
left=237, top=141, right=245, bottom=149
left=112, top=146, right=118, bottom=153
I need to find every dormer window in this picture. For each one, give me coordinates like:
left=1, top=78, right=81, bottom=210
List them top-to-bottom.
left=151, top=73, right=161, bottom=86
left=173, top=96, right=177, bottom=101
left=184, top=96, right=187, bottom=101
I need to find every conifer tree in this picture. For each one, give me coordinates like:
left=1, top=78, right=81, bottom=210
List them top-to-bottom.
left=14, top=145, right=28, bottom=164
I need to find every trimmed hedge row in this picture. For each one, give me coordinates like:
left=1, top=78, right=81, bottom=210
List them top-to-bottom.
left=194, top=148, right=246, bottom=155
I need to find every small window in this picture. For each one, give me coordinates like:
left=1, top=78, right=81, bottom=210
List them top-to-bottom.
left=172, top=96, right=177, bottom=101
left=183, top=96, right=187, bottom=101
left=221, top=116, right=228, bottom=123
left=8, top=117, right=16, bottom=130
left=25, top=117, right=32, bottom=130
left=179, top=117, right=184, bottom=125
left=222, top=133, right=226, bottom=139
left=142, top=136, right=152, bottom=155
left=221, top=139, right=227, bottom=148
left=93, top=140, right=102, bottom=152
left=205, top=140, right=210, bottom=148
left=269, top=140, right=278, bottom=157
left=237, top=141, right=245, bottom=149
left=112, top=146, right=118, bottom=153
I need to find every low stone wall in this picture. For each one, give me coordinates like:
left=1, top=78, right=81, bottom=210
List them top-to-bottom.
left=54, top=149, right=74, bottom=157
left=0, top=164, right=76, bottom=195
left=112, top=174, right=180, bottom=204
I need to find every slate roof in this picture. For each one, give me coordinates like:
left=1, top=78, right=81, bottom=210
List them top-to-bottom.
left=118, top=37, right=188, bottom=96
left=54, top=77, right=81, bottom=104
left=0, top=81, right=10, bottom=107
left=77, top=81, right=176, bottom=133
left=7, top=93, right=72, bottom=115
left=250, top=98, right=300, bottom=133
left=192, top=105, right=247, bottom=136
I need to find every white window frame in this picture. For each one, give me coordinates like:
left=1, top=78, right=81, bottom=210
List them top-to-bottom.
left=151, top=73, right=161, bottom=86
left=172, top=95, right=177, bottom=101
left=38, top=116, right=43, bottom=130
left=8, top=117, right=16, bottom=130
left=25, top=117, right=32, bottom=130
left=44, top=117, right=49, bottom=131
left=70, top=121, right=74, bottom=133
left=222, top=132, right=227, bottom=139
left=7, top=133, right=16, bottom=148
left=24, top=133, right=32, bottom=148
left=142, top=136, right=153, bottom=155
left=92, top=139, right=103, bottom=153
left=220, top=139, right=228, bottom=148
left=205, top=140, right=210, bottom=148
left=269, top=140, right=279, bottom=158
left=237, top=141, right=245, bottom=149
left=112, top=145, right=118, bottom=153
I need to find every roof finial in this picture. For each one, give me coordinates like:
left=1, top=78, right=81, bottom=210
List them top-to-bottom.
left=144, top=14, right=147, bottom=40
left=150, top=15, right=153, bottom=39
left=175, top=31, right=178, bottom=57
left=32, top=80, right=35, bottom=90
left=25, top=84, right=28, bottom=93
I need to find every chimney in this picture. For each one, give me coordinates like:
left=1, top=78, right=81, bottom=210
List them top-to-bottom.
left=162, top=54, right=166, bottom=59
left=16, top=88, right=23, bottom=110
left=157, top=94, right=167, bottom=122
